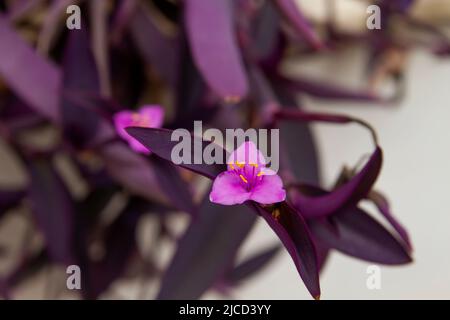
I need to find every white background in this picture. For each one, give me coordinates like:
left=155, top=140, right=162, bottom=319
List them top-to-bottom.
left=219, top=48, right=450, bottom=300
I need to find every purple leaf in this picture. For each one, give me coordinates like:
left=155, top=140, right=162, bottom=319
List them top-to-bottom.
left=89, top=0, right=112, bottom=97
left=111, top=0, right=138, bottom=44
left=184, top=0, right=249, bottom=101
left=251, top=0, right=282, bottom=64
left=274, top=0, right=323, bottom=50
left=129, top=2, right=179, bottom=87
left=0, top=16, right=62, bottom=122
left=62, top=27, right=101, bottom=146
left=172, top=40, right=208, bottom=128
left=279, top=75, right=381, bottom=102
left=271, top=86, right=321, bottom=185
left=274, top=109, right=378, bottom=140
left=281, top=121, right=321, bottom=184
left=126, top=127, right=227, bottom=179
left=99, top=142, right=167, bottom=203
left=292, top=147, right=382, bottom=219
left=149, top=156, right=197, bottom=216
left=28, top=159, right=75, bottom=265
left=369, top=190, right=412, bottom=251
left=157, top=197, right=256, bottom=299
left=254, top=202, right=321, bottom=299
left=309, top=206, right=412, bottom=265
left=313, top=236, right=330, bottom=272
left=225, top=244, right=281, bottom=286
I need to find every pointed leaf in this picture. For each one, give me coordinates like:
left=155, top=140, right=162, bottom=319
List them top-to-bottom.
left=185, top=0, right=248, bottom=100
left=130, top=2, right=179, bottom=87
left=0, top=16, right=61, bottom=121
left=62, top=27, right=101, bottom=146
left=273, top=89, right=321, bottom=185
left=126, top=127, right=227, bottom=179
left=99, top=142, right=167, bottom=203
left=292, top=147, right=382, bottom=219
left=149, top=156, right=197, bottom=216
left=28, top=159, right=75, bottom=265
left=369, top=190, right=412, bottom=251
left=157, top=197, right=256, bottom=299
left=254, top=202, right=320, bottom=299
left=309, top=206, right=412, bottom=265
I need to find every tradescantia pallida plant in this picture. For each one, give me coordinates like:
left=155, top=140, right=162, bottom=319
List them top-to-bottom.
left=0, top=0, right=448, bottom=299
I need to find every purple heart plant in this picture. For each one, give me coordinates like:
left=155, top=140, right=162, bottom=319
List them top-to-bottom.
left=0, top=0, right=447, bottom=299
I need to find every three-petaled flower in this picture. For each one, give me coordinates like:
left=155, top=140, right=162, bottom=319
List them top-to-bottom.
left=113, top=105, right=164, bottom=154
left=209, top=141, right=286, bottom=205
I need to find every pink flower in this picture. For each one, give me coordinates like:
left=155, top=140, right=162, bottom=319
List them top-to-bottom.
left=113, top=105, right=164, bottom=154
left=209, top=141, right=286, bottom=205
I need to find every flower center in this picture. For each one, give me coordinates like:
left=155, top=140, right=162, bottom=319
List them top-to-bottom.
left=131, top=113, right=151, bottom=127
left=228, top=161, right=265, bottom=191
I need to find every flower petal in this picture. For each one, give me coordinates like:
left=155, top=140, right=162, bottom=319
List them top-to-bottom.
left=140, top=105, right=164, bottom=128
left=113, top=110, right=134, bottom=140
left=129, top=138, right=151, bottom=155
left=227, top=141, right=266, bottom=167
left=209, top=171, right=250, bottom=205
left=250, top=174, right=286, bottom=204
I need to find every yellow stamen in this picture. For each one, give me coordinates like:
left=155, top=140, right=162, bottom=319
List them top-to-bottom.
left=235, top=161, right=245, bottom=168
left=228, top=163, right=235, bottom=170
left=249, top=163, right=258, bottom=167
left=257, top=171, right=264, bottom=177
left=239, top=174, right=248, bottom=183
left=272, top=209, right=281, bottom=221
